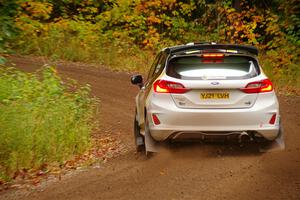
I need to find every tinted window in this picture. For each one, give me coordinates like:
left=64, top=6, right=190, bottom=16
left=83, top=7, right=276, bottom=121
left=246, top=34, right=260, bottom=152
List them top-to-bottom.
left=167, top=56, right=259, bottom=80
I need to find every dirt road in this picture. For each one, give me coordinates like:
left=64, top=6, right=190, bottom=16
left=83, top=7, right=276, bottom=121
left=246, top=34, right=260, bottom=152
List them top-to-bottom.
left=1, top=55, right=300, bottom=200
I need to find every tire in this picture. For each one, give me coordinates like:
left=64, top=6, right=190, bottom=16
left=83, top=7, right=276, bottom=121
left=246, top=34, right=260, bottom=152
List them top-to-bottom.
left=134, top=113, right=145, bottom=152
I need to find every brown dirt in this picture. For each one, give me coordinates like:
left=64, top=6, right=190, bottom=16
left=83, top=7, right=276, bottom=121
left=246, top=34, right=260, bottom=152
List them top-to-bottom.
left=1, top=55, right=300, bottom=200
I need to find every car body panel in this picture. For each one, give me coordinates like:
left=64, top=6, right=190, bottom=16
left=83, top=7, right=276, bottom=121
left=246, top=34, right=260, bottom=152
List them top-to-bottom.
left=147, top=90, right=279, bottom=141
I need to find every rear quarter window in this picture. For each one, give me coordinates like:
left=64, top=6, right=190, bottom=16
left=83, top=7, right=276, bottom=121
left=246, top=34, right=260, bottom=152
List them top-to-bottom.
left=167, top=55, right=260, bottom=80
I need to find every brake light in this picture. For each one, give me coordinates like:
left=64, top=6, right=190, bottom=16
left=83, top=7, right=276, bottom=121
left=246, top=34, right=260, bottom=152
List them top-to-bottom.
left=202, top=53, right=224, bottom=58
left=240, top=79, right=273, bottom=93
left=153, top=80, right=190, bottom=94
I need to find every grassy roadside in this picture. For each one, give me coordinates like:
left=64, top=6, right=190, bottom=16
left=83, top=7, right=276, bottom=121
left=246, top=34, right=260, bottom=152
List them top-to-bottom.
left=0, top=66, right=97, bottom=182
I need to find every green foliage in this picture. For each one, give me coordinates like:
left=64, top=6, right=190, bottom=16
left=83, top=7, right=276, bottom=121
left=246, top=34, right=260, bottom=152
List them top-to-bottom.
left=0, top=0, right=19, bottom=63
left=97, top=0, right=203, bottom=48
left=277, top=0, right=300, bottom=46
left=15, top=17, right=154, bottom=72
left=0, top=66, right=97, bottom=181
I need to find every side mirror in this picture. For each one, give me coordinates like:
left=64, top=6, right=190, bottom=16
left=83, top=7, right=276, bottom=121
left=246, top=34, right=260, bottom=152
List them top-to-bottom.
left=131, top=75, right=143, bottom=87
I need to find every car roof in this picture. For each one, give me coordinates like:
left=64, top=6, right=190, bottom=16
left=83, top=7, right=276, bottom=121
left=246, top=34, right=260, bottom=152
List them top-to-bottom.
left=163, top=42, right=259, bottom=56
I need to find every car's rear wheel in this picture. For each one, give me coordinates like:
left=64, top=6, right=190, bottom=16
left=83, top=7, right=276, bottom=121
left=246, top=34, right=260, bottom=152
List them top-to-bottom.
left=134, top=113, right=145, bottom=152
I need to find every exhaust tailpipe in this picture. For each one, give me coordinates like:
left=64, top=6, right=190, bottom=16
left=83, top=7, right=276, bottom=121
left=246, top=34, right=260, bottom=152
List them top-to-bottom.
left=238, top=132, right=251, bottom=143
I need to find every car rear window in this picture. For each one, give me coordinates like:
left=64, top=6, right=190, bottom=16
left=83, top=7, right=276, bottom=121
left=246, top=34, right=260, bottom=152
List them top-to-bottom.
left=167, top=55, right=259, bottom=80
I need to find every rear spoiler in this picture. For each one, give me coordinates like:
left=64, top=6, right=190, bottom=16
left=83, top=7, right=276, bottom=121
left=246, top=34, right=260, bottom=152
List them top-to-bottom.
left=166, top=44, right=259, bottom=56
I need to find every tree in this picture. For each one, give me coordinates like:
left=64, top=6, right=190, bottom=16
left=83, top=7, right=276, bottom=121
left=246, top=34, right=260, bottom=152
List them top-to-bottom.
left=0, top=0, right=19, bottom=63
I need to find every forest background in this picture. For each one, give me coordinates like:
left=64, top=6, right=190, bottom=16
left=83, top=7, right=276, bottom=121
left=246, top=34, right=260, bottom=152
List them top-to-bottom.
left=1, top=0, right=299, bottom=93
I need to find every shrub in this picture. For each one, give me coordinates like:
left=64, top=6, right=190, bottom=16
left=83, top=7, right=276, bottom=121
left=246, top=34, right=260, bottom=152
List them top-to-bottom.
left=0, top=0, right=19, bottom=63
left=0, top=66, right=97, bottom=181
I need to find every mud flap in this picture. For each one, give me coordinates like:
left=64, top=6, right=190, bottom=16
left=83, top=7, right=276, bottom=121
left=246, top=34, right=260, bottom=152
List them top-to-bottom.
left=144, top=129, right=160, bottom=153
left=259, top=129, right=285, bottom=153
left=136, top=136, right=144, bottom=146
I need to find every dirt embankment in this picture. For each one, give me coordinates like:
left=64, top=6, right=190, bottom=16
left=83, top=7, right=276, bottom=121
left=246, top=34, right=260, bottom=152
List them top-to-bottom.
left=1, top=55, right=300, bottom=200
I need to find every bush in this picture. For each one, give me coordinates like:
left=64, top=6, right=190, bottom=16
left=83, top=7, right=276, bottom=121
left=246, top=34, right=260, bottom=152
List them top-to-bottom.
left=0, top=0, right=19, bottom=63
left=14, top=18, right=154, bottom=72
left=0, top=66, right=97, bottom=181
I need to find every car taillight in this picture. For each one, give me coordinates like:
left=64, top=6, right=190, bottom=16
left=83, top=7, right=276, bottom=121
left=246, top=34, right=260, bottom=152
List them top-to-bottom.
left=240, top=79, right=273, bottom=93
left=153, top=80, right=190, bottom=94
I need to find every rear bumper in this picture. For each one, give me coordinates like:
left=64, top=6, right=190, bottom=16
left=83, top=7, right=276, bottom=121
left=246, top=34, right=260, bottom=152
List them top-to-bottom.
left=147, top=93, right=280, bottom=141
left=150, top=127, right=280, bottom=141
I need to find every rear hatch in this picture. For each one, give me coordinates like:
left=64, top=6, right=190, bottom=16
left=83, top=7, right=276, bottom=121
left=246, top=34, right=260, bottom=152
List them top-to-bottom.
left=166, top=54, right=260, bottom=109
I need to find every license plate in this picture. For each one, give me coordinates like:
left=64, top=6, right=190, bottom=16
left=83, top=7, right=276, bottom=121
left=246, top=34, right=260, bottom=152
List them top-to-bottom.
left=200, top=92, right=230, bottom=99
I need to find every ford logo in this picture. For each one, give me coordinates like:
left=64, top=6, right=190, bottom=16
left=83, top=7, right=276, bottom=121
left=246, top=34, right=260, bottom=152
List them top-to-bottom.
left=211, top=81, right=220, bottom=85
